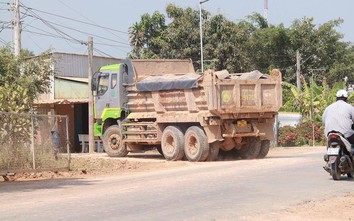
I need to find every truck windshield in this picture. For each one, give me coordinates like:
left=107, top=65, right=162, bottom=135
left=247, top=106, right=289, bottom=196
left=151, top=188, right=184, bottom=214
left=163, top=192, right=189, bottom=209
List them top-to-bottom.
left=97, top=73, right=109, bottom=96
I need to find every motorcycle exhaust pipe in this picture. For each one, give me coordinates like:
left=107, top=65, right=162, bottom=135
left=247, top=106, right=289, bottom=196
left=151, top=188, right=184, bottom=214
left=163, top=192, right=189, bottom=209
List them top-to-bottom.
left=339, top=155, right=353, bottom=171
left=347, top=155, right=354, bottom=170
left=340, top=156, right=346, bottom=163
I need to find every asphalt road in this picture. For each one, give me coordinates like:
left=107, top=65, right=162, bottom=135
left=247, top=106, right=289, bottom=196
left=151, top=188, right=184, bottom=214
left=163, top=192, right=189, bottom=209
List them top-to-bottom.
left=1, top=147, right=353, bottom=221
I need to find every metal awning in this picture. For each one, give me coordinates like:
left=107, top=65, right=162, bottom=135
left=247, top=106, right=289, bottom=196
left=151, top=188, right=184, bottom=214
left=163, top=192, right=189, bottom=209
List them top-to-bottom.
left=55, top=76, right=89, bottom=83
left=34, top=98, right=88, bottom=105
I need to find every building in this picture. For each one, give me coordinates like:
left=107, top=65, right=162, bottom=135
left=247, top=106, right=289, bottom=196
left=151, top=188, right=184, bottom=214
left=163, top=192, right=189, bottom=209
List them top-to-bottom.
left=35, top=52, right=123, bottom=152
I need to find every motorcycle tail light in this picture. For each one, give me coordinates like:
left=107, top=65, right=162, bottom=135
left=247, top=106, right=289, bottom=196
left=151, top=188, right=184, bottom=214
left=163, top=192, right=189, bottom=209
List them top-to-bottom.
left=329, top=134, right=339, bottom=139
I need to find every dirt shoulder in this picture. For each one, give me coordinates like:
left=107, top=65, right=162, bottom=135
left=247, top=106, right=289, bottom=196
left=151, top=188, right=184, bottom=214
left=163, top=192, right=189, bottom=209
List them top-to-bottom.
left=0, top=146, right=325, bottom=182
left=0, top=151, right=191, bottom=181
left=249, top=192, right=354, bottom=221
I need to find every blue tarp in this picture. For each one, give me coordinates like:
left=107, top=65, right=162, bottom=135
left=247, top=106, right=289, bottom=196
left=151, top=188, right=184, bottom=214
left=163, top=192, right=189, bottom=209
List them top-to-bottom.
left=136, top=73, right=201, bottom=91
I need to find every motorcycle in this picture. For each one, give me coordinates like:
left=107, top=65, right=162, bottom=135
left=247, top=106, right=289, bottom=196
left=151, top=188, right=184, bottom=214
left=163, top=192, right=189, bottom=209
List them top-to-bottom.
left=323, top=131, right=354, bottom=180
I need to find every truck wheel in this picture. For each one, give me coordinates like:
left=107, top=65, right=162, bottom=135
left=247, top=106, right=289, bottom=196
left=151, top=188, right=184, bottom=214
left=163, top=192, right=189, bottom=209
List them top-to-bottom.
left=103, top=125, right=128, bottom=157
left=161, top=126, right=185, bottom=161
left=184, top=126, right=210, bottom=162
left=239, top=137, right=261, bottom=159
left=257, top=140, right=270, bottom=159
left=206, top=141, right=220, bottom=161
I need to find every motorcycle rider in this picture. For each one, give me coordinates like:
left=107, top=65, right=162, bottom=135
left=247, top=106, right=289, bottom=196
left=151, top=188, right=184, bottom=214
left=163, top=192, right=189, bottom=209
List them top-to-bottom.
left=322, top=89, right=354, bottom=144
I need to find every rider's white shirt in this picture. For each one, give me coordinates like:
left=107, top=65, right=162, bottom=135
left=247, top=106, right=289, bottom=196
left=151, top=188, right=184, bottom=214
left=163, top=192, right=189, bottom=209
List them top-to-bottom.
left=322, top=100, right=354, bottom=138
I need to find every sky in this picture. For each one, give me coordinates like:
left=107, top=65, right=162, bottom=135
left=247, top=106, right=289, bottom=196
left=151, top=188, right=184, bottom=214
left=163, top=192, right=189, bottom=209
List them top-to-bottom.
left=1, top=0, right=354, bottom=58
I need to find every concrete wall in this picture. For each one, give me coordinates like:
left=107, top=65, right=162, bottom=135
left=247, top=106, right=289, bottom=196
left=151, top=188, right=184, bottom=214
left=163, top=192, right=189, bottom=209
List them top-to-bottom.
left=278, top=112, right=302, bottom=127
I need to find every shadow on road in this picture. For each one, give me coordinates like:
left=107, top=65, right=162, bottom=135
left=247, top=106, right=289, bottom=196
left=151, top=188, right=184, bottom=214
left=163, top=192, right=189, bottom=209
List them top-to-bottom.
left=126, top=153, right=164, bottom=159
left=0, top=178, right=97, bottom=193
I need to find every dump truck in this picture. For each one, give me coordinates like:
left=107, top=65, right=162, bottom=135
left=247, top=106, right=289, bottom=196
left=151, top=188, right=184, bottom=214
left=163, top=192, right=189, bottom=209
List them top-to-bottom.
left=91, top=59, right=282, bottom=162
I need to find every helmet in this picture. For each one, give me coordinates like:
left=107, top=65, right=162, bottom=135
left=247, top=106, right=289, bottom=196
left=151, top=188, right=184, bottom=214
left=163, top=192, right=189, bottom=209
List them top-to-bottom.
left=336, top=89, right=348, bottom=98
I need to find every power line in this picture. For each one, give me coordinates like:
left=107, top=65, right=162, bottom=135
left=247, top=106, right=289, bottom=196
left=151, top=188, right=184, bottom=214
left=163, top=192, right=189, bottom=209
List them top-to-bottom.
left=56, top=0, right=128, bottom=43
left=2, top=1, right=132, bottom=56
left=20, top=2, right=128, bottom=35
left=21, top=8, right=86, bottom=45
left=21, top=11, right=130, bottom=46
left=36, top=16, right=129, bottom=45
left=0, top=22, right=11, bottom=33
left=23, top=23, right=130, bottom=55
left=24, top=24, right=131, bottom=49
left=22, top=27, right=77, bottom=43
left=26, top=33, right=44, bottom=51
left=0, top=36, right=11, bottom=46
left=93, top=47, right=116, bottom=58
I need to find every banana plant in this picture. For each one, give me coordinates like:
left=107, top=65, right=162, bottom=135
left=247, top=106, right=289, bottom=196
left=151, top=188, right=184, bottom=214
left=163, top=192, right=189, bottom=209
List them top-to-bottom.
left=282, top=76, right=348, bottom=123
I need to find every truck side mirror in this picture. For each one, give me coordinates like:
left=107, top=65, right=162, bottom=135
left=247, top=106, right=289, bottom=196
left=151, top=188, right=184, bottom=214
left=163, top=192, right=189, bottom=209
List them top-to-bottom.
left=123, top=64, right=128, bottom=75
left=92, top=72, right=98, bottom=92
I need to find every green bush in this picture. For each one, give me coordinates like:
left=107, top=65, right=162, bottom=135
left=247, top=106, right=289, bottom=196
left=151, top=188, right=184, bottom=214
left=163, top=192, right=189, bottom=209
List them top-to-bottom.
left=278, top=121, right=326, bottom=147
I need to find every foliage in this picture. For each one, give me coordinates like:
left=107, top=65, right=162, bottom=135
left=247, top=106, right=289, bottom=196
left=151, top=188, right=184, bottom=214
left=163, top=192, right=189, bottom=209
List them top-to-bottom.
left=128, top=5, right=354, bottom=84
left=128, top=11, right=167, bottom=59
left=0, top=46, right=53, bottom=145
left=281, top=77, right=349, bottom=122
left=278, top=122, right=326, bottom=147
left=0, top=141, right=68, bottom=171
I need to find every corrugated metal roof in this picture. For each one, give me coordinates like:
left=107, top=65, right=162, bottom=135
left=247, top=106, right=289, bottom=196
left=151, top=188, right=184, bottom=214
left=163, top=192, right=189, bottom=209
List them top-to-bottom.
left=52, top=52, right=123, bottom=78
left=56, top=76, right=88, bottom=83
left=34, top=98, right=88, bottom=105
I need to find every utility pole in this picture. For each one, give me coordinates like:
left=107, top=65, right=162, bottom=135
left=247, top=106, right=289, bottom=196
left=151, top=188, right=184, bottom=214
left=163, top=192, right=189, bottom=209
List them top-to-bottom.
left=13, top=0, right=21, bottom=57
left=199, top=0, right=210, bottom=73
left=264, top=0, right=268, bottom=21
left=199, top=1, right=204, bottom=73
left=88, top=37, right=94, bottom=153
left=296, top=50, right=301, bottom=90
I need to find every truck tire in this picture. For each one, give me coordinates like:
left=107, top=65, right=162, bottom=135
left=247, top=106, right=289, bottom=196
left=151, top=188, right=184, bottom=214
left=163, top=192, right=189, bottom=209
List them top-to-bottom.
left=102, top=125, right=128, bottom=157
left=161, top=126, right=185, bottom=161
left=184, top=126, right=210, bottom=162
left=239, top=137, right=261, bottom=159
left=257, top=140, right=270, bottom=159
left=206, top=141, right=220, bottom=161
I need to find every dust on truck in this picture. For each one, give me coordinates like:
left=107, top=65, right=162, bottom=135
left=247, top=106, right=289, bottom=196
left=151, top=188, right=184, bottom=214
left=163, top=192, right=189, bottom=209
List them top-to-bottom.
left=91, top=59, right=282, bottom=162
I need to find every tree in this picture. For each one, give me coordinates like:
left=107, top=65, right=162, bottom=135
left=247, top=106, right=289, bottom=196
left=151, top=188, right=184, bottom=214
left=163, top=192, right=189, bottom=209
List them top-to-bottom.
left=163, top=4, right=202, bottom=64
left=128, top=5, right=205, bottom=70
left=128, top=6, right=354, bottom=86
left=128, top=11, right=167, bottom=59
left=204, top=14, right=248, bottom=72
left=287, top=18, right=354, bottom=85
left=0, top=47, right=53, bottom=145
left=282, top=76, right=348, bottom=122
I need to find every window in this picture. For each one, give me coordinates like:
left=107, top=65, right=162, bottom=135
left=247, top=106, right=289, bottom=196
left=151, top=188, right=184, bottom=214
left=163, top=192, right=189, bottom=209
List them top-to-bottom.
left=97, top=73, right=109, bottom=96
left=111, top=74, right=117, bottom=89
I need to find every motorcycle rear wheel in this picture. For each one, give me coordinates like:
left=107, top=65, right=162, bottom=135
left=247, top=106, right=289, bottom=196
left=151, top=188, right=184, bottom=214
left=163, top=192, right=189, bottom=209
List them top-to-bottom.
left=331, top=160, right=341, bottom=180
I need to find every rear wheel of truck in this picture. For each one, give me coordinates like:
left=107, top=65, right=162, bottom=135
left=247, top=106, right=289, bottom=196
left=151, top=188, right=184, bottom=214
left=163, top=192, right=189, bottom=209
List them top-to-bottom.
left=103, top=125, right=128, bottom=157
left=161, top=126, right=185, bottom=161
left=184, top=126, right=210, bottom=162
left=239, top=137, right=261, bottom=159
left=257, top=140, right=270, bottom=159
left=206, top=141, right=220, bottom=161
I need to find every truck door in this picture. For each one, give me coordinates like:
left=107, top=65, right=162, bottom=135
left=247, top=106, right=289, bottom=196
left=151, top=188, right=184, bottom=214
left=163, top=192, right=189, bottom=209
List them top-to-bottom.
left=94, top=71, right=119, bottom=118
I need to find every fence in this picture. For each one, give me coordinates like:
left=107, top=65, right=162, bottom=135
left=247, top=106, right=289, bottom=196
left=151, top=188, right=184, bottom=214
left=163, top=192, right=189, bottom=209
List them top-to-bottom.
left=0, top=111, right=71, bottom=174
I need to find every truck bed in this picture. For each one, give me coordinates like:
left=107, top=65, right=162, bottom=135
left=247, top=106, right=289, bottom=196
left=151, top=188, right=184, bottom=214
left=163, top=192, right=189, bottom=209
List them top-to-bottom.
left=126, top=69, right=282, bottom=120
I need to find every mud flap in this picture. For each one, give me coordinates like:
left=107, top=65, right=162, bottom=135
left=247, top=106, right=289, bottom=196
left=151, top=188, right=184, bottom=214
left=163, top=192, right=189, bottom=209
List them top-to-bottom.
left=329, top=156, right=337, bottom=164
